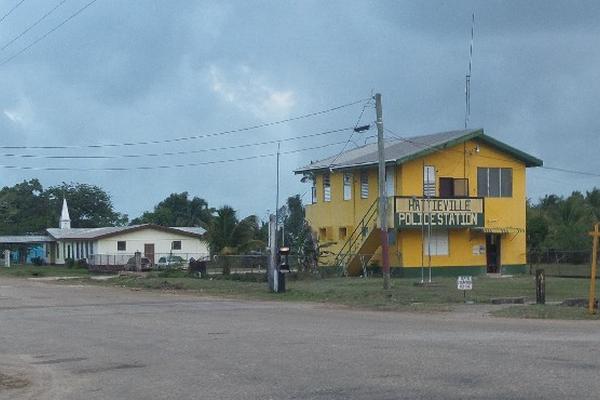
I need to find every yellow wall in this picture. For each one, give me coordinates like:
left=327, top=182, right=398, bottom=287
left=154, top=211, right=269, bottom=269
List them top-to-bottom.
left=305, top=137, right=529, bottom=270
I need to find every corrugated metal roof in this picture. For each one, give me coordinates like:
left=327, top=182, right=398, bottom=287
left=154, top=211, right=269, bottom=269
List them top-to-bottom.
left=294, top=128, right=543, bottom=173
left=46, top=224, right=206, bottom=240
left=47, top=226, right=128, bottom=240
left=171, top=227, right=206, bottom=235
left=0, top=235, right=54, bottom=244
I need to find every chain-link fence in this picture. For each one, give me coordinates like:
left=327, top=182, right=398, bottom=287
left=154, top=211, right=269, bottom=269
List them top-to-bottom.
left=528, top=250, right=594, bottom=277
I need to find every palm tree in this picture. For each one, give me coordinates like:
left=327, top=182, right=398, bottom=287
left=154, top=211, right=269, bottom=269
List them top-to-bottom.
left=207, top=206, right=264, bottom=255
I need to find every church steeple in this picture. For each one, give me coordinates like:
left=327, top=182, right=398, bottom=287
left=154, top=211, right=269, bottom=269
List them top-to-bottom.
left=60, top=198, right=71, bottom=229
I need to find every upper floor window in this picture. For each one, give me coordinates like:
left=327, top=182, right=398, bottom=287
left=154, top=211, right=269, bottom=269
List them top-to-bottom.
left=423, top=165, right=436, bottom=197
left=385, top=166, right=395, bottom=196
left=477, top=167, right=513, bottom=197
left=360, top=171, right=369, bottom=199
left=323, top=173, right=331, bottom=202
left=343, top=173, right=352, bottom=200
left=439, top=178, right=469, bottom=197
left=311, top=179, right=317, bottom=204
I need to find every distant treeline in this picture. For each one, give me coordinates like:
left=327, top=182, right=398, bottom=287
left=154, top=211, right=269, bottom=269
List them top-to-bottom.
left=528, top=188, right=600, bottom=253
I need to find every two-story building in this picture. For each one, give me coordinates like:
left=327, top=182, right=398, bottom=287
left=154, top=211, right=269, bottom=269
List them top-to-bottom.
left=294, top=128, right=543, bottom=277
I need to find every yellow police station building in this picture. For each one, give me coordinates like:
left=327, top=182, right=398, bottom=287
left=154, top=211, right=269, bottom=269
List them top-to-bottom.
left=295, top=128, right=543, bottom=277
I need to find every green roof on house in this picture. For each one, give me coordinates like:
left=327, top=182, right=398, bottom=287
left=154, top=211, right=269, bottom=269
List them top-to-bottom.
left=294, top=128, right=543, bottom=173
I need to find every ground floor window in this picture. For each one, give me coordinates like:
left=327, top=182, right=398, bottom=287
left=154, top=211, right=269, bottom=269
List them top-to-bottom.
left=423, top=229, right=449, bottom=256
left=171, top=240, right=182, bottom=250
left=117, top=241, right=126, bottom=251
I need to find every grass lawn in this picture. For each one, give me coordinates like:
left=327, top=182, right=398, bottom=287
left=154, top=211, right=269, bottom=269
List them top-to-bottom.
left=0, top=265, right=90, bottom=278
left=4, top=267, right=597, bottom=318
left=87, top=272, right=596, bottom=313
left=492, top=305, right=600, bottom=320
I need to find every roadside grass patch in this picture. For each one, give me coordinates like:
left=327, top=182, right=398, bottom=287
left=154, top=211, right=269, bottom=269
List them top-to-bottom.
left=0, top=265, right=90, bottom=278
left=92, top=274, right=591, bottom=311
left=492, top=305, right=600, bottom=320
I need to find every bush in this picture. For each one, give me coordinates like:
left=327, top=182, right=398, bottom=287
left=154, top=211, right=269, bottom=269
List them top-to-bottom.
left=65, top=258, right=75, bottom=268
left=77, top=258, right=88, bottom=268
left=157, top=269, right=186, bottom=278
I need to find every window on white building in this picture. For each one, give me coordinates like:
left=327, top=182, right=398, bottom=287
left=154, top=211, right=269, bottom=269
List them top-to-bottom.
left=172, top=240, right=182, bottom=250
left=117, top=241, right=126, bottom=251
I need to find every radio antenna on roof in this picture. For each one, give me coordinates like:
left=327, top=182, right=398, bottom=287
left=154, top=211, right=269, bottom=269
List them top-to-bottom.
left=464, top=12, right=475, bottom=129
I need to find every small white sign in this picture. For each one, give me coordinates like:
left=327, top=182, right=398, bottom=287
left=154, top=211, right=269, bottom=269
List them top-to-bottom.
left=457, top=276, right=473, bottom=290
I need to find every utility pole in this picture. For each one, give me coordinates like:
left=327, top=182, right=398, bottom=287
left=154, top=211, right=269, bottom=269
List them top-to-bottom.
left=375, top=93, right=390, bottom=290
left=275, top=142, right=281, bottom=240
left=268, top=214, right=278, bottom=292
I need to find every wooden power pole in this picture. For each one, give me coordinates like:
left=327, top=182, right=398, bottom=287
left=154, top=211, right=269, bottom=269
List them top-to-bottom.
left=375, top=93, right=391, bottom=290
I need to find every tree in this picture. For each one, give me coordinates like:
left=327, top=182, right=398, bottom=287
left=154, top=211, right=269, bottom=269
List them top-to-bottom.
left=0, top=179, right=48, bottom=234
left=46, top=182, right=128, bottom=228
left=131, top=192, right=213, bottom=228
left=279, top=195, right=322, bottom=272
left=207, top=206, right=263, bottom=255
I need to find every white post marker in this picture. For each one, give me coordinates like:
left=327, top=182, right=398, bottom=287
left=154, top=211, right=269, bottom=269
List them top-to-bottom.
left=3, top=250, right=10, bottom=268
left=457, top=276, right=473, bottom=302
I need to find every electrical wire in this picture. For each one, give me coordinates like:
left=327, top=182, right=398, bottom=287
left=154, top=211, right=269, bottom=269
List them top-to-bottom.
left=0, top=0, right=99, bottom=67
left=0, top=0, right=26, bottom=25
left=0, top=0, right=68, bottom=52
left=327, top=97, right=374, bottom=168
left=0, top=98, right=369, bottom=149
left=0, top=127, right=352, bottom=160
left=0, top=140, right=347, bottom=171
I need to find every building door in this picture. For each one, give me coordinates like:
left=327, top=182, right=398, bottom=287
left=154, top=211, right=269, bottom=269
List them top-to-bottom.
left=485, top=234, right=501, bottom=273
left=144, top=243, right=155, bottom=265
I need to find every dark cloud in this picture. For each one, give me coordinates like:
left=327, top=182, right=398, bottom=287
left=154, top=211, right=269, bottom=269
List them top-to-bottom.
left=0, top=0, right=598, bottom=219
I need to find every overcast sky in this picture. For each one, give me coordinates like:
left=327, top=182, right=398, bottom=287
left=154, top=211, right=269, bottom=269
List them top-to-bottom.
left=1, top=0, right=599, bottom=221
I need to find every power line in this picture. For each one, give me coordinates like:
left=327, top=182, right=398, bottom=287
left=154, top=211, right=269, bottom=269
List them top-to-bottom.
left=0, top=0, right=99, bottom=67
left=0, top=0, right=26, bottom=25
left=1, top=0, right=68, bottom=52
left=327, top=97, right=374, bottom=168
left=0, top=98, right=369, bottom=149
left=0, top=127, right=352, bottom=160
left=385, top=127, right=600, bottom=179
left=0, top=140, right=347, bottom=171
left=537, top=166, right=600, bottom=178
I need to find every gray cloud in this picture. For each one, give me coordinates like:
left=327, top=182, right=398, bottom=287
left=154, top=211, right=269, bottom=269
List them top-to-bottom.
left=0, top=0, right=598, bottom=221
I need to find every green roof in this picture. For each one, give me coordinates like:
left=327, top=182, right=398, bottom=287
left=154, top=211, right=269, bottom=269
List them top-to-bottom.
left=295, top=128, right=543, bottom=173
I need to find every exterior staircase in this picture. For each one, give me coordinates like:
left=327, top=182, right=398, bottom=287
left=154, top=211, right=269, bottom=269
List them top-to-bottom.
left=333, top=199, right=381, bottom=276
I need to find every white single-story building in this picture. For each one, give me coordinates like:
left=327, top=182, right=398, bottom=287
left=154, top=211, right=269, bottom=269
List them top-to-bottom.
left=0, top=199, right=209, bottom=266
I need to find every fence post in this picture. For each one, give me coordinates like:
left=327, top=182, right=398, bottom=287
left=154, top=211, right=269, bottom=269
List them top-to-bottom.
left=535, top=269, right=545, bottom=305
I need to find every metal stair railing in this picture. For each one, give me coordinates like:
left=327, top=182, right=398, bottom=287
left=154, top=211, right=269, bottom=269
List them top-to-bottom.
left=333, top=198, right=379, bottom=274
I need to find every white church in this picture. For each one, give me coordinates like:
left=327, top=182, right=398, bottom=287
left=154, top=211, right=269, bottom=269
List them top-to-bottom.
left=0, top=199, right=209, bottom=266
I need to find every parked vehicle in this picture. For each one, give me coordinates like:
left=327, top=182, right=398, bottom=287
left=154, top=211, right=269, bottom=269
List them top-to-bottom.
left=156, top=255, right=186, bottom=269
left=125, top=256, right=152, bottom=271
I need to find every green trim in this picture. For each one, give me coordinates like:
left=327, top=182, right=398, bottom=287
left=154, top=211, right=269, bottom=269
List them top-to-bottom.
left=396, top=129, right=543, bottom=168
left=477, top=135, right=543, bottom=167
left=501, top=264, right=527, bottom=275
left=393, top=266, right=487, bottom=278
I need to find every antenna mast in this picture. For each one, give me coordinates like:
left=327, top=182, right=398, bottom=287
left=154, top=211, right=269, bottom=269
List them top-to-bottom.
left=465, top=13, right=475, bottom=129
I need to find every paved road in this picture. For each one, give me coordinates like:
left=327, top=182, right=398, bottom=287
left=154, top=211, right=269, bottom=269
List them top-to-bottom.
left=1, top=279, right=599, bottom=400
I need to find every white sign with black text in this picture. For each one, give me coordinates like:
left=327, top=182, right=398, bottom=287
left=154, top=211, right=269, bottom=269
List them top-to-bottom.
left=457, top=276, right=473, bottom=291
